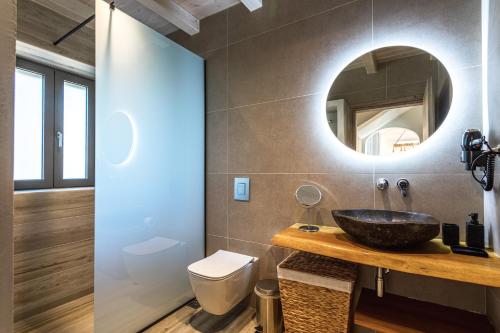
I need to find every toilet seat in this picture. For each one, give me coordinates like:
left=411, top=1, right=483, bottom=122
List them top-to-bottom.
left=187, top=250, right=254, bottom=281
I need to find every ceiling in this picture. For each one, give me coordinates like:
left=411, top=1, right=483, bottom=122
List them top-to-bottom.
left=18, top=0, right=96, bottom=65
left=19, top=0, right=255, bottom=66
left=32, top=0, right=258, bottom=36
left=32, top=0, right=95, bottom=26
left=112, top=0, right=261, bottom=35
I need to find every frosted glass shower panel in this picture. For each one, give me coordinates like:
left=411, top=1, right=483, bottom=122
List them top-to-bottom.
left=94, top=1, right=205, bottom=332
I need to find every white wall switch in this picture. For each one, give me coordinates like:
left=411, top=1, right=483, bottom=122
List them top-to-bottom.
left=234, top=177, right=250, bottom=201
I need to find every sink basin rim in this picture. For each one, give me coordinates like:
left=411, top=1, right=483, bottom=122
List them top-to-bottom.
left=331, top=209, right=441, bottom=249
left=332, top=209, right=440, bottom=225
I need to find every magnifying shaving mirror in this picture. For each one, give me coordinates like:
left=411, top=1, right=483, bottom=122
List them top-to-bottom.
left=295, top=185, right=322, bottom=232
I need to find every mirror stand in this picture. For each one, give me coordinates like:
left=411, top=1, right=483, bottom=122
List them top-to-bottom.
left=295, top=184, right=322, bottom=232
left=299, top=206, right=320, bottom=232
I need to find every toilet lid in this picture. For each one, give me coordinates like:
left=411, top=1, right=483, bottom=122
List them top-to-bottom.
left=188, top=250, right=254, bottom=280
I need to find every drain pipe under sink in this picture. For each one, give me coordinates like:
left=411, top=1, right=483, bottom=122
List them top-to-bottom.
left=376, top=267, right=390, bottom=297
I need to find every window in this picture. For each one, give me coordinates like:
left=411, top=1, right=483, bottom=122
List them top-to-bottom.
left=14, top=59, right=95, bottom=190
left=14, top=68, right=46, bottom=181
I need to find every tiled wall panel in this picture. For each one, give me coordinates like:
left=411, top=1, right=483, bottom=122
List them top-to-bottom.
left=170, top=0, right=486, bottom=314
left=486, top=0, right=500, bottom=329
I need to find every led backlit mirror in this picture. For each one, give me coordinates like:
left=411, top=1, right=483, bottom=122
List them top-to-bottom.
left=326, top=46, right=453, bottom=156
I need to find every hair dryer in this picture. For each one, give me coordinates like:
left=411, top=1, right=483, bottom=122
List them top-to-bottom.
left=461, top=129, right=500, bottom=191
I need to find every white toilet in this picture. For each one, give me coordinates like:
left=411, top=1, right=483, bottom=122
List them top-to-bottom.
left=187, top=250, right=259, bottom=315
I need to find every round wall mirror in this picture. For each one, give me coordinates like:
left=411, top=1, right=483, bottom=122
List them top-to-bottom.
left=326, top=46, right=453, bottom=156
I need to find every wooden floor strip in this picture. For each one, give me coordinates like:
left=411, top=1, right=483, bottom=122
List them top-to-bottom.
left=14, top=294, right=258, bottom=333
left=14, top=294, right=94, bottom=333
left=144, top=304, right=256, bottom=333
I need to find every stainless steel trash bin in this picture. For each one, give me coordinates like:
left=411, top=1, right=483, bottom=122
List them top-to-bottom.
left=255, top=279, right=283, bottom=333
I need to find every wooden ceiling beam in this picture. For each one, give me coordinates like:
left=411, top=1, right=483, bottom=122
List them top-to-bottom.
left=137, top=0, right=200, bottom=35
left=175, top=0, right=240, bottom=20
left=240, top=0, right=262, bottom=11
left=361, top=52, right=378, bottom=74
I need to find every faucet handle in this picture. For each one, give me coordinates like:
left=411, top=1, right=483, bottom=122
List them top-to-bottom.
left=376, top=178, right=389, bottom=190
left=397, top=178, right=410, bottom=197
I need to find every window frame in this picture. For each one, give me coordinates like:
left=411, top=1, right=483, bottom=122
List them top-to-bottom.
left=14, top=58, right=95, bottom=190
left=14, top=59, right=55, bottom=190
left=54, top=71, right=95, bottom=188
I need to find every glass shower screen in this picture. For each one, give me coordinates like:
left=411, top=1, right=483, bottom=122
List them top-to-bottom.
left=94, top=1, right=205, bottom=332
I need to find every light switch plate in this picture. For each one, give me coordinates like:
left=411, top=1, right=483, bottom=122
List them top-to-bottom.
left=234, top=177, right=250, bottom=201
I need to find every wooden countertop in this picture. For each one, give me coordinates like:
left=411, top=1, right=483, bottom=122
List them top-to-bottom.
left=271, top=224, right=500, bottom=287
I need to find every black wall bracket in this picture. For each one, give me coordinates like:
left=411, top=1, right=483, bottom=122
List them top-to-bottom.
left=53, top=2, right=115, bottom=46
left=53, top=15, right=95, bottom=46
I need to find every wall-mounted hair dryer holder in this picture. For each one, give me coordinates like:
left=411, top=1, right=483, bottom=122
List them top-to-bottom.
left=461, top=129, right=500, bottom=191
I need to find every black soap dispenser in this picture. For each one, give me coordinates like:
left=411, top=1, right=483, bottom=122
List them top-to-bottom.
left=466, top=213, right=484, bottom=249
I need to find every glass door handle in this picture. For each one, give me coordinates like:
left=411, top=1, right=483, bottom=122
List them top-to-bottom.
left=56, top=130, right=63, bottom=148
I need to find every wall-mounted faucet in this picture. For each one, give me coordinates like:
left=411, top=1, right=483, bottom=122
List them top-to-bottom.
left=376, top=178, right=389, bottom=190
left=397, top=178, right=410, bottom=197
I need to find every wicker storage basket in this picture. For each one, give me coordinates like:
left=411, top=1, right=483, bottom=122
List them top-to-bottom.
left=277, top=251, right=358, bottom=333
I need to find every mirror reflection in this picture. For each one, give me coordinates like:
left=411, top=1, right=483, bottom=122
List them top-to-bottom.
left=326, top=46, right=453, bottom=156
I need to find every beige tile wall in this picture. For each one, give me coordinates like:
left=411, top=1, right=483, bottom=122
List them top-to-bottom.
left=0, top=0, right=16, bottom=331
left=170, top=0, right=486, bottom=314
left=486, top=0, right=500, bottom=256
left=487, top=0, right=500, bottom=329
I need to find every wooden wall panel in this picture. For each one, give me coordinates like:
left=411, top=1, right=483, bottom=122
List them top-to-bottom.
left=0, top=0, right=16, bottom=331
left=13, top=188, right=94, bottom=324
left=14, top=188, right=94, bottom=214
left=14, top=214, right=94, bottom=254
left=14, top=239, right=94, bottom=284
left=14, top=263, right=93, bottom=321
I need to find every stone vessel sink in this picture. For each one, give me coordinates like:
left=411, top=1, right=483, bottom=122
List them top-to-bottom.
left=332, top=209, right=440, bottom=249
